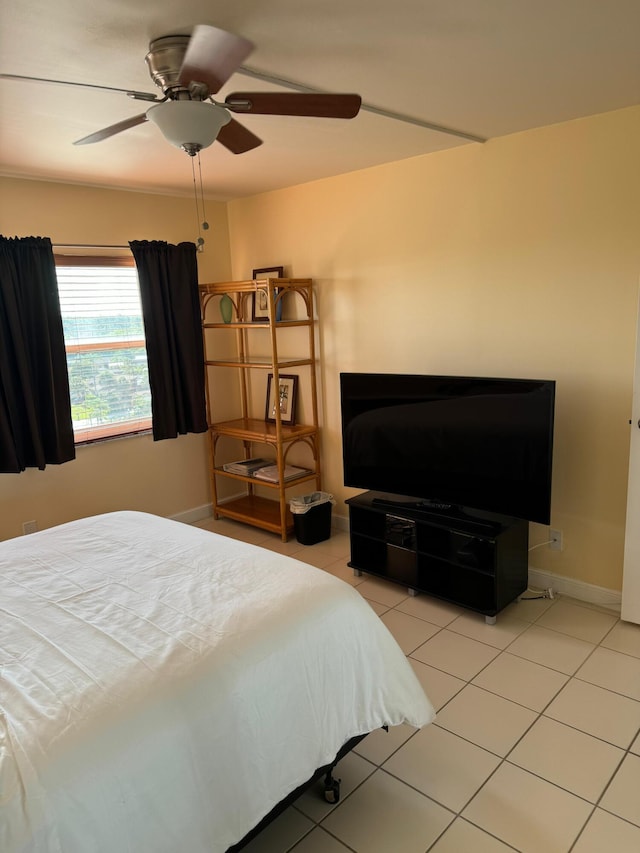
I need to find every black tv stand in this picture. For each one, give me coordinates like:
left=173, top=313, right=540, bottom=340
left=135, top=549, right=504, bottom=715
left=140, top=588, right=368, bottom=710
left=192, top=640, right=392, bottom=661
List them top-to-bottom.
left=347, top=491, right=529, bottom=621
left=369, top=495, right=499, bottom=533
left=372, top=496, right=456, bottom=512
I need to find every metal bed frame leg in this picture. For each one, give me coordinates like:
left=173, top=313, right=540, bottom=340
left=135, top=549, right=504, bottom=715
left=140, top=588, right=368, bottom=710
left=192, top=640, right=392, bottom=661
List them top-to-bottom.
left=321, top=726, right=386, bottom=805
left=323, top=764, right=341, bottom=804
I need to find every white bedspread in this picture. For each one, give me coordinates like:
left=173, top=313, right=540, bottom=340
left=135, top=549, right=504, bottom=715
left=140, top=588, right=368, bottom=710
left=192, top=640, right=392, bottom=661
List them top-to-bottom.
left=0, top=511, right=434, bottom=852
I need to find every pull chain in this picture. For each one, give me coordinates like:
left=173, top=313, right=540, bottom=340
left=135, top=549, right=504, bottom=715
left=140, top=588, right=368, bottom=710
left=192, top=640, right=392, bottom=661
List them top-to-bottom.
left=190, top=151, right=210, bottom=253
left=198, top=152, right=209, bottom=235
left=191, top=155, right=204, bottom=251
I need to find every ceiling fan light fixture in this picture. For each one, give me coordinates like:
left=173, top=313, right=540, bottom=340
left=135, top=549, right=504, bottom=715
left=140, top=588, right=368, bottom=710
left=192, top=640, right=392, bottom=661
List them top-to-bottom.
left=147, top=100, right=231, bottom=154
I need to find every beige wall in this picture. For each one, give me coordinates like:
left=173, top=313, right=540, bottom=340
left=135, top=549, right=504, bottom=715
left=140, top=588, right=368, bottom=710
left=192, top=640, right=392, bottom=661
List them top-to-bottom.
left=227, top=106, right=640, bottom=592
left=3, top=107, right=639, bottom=591
left=0, top=177, right=232, bottom=539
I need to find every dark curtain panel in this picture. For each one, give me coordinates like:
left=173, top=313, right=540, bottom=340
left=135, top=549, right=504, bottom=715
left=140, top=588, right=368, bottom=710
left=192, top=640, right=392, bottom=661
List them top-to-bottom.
left=0, top=235, right=75, bottom=472
left=129, top=240, right=207, bottom=441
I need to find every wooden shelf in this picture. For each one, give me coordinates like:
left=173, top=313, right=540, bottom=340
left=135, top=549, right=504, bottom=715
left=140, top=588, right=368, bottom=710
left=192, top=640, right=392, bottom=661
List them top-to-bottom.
left=203, top=320, right=311, bottom=330
left=205, top=356, right=313, bottom=369
left=211, top=418, right=318, bottom=443
left=215, top=467, right=317, bottom=488
left=215, top=495, right=295, bottom=535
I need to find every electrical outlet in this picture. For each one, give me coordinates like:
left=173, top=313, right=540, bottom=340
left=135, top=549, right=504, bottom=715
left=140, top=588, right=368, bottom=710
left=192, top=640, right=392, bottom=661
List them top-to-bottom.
left=22, top=520, right=38, bottom=535
left=549, top=528, right=563, bottom=551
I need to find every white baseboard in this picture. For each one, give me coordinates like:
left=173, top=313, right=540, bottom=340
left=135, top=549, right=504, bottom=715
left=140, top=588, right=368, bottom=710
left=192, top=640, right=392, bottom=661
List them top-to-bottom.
left=170, top=504, right=213, bottom=525
left=332, top=513, right=349, bottom=533
left=528, top=566, right=621, bottom=613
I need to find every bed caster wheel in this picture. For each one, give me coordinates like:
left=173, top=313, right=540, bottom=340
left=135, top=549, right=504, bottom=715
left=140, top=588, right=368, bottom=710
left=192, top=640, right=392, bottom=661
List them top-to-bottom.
left=323, top=775, right=341, bottom=804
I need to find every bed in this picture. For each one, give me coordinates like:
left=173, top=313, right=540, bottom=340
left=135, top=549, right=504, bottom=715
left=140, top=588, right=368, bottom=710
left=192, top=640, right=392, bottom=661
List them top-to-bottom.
left=1, top=511, right=433, bottom=852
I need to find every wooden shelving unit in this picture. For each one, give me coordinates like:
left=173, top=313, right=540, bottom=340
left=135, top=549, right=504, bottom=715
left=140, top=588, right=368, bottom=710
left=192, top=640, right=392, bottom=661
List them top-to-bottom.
left=199, top=278, right=321, bottom=541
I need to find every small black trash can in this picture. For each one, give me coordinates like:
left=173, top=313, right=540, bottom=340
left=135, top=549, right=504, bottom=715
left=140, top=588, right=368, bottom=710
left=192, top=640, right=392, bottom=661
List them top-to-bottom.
left=290, top=492, right=334, bottom=545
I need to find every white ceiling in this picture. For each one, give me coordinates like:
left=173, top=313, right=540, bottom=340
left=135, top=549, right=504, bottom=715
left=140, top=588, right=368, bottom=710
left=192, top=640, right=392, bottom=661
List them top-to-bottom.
left=1, top=0, right=639, bottom=201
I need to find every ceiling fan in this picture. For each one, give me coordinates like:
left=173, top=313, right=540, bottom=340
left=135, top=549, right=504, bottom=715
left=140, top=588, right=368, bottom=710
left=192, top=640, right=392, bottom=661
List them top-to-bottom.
left=1, top=22, right=488, bottom=158
left=13, top=25, right=362, bottom=157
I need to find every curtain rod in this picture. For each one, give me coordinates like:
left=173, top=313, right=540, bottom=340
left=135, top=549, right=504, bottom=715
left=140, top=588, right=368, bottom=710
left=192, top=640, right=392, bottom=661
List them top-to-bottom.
left=53, top=243, right=131, bottom=250
left=54, top=243, right=205, bottom=254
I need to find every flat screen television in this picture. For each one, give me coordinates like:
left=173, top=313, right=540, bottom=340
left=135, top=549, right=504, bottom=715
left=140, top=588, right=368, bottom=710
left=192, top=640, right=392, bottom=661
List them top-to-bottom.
left=340, top=373, right=555, bottom=524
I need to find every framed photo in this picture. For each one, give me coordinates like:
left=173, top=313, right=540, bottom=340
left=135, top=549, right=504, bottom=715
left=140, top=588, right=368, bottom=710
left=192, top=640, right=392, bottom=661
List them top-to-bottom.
left=252, top=266, right=284, bottom=322
left=265, top=374, right=298, bottom=425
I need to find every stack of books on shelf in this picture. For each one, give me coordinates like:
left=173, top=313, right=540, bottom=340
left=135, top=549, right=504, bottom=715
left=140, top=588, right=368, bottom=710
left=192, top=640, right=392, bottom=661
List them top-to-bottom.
left=222, top=457, right=272, bottom=475
left=222, top=458, right=311, bottom=483
left=252, top=464, right=311, bottom=483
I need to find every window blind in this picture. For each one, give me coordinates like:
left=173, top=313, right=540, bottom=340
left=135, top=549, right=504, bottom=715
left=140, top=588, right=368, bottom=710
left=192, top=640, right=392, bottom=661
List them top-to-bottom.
left=56, top=264, right=152, bottom=442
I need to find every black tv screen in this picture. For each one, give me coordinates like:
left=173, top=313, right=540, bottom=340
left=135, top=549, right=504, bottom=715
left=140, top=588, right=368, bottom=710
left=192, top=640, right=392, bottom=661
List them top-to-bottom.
left=340, top=373, right=555, bottom=524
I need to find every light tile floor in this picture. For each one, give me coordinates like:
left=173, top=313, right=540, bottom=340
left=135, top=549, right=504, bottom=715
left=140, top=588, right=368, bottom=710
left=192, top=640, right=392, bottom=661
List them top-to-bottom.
left=194, top=517, right=640, bottom=853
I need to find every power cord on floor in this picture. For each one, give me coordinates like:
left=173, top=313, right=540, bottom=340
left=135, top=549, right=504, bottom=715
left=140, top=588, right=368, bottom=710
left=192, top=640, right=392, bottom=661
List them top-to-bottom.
left=523, top=541, right=556, bottom=600
left=519, top=586, right=555, bottom=601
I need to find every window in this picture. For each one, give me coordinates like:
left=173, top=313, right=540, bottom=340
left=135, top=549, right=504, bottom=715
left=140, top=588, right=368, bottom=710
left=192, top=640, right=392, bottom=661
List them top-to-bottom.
left=55, top=256, right=152, bottom=443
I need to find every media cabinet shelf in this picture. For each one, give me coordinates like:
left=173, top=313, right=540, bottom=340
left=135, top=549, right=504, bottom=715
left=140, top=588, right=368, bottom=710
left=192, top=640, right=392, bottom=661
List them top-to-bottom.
left=346, top=492, right=529, bottom=620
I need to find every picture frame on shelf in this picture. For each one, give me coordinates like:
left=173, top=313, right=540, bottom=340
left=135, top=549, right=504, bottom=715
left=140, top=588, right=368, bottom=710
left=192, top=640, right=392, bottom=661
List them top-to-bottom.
left=252, top=266, right=284, bottom=322
left=265, top=373, right=298, bottom=425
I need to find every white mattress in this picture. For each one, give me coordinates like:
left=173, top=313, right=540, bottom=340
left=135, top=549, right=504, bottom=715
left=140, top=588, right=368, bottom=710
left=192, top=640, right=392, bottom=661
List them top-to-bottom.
left=0, top=511, right=434, bottom=852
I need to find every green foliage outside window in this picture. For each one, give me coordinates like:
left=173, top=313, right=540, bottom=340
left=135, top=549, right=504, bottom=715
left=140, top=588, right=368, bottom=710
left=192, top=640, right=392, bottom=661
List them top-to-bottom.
left=67, top=347, right=151, bottom=427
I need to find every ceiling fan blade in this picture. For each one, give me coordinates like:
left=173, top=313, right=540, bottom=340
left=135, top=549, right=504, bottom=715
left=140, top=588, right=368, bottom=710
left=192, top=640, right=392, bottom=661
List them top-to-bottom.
left=178, top=24, right=253, bottom=95
left=0, top=73, right=158, bottom=101
left=225, top=92, right=362, bottom=118
left=73, top=113, right=148, bottom=146
left=216, top=118, right=263, bottom=154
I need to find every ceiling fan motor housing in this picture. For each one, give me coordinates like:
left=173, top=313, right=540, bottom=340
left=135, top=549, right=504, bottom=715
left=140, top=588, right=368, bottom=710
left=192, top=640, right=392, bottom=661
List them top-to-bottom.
left=145, top=35, right=192, bottom=95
